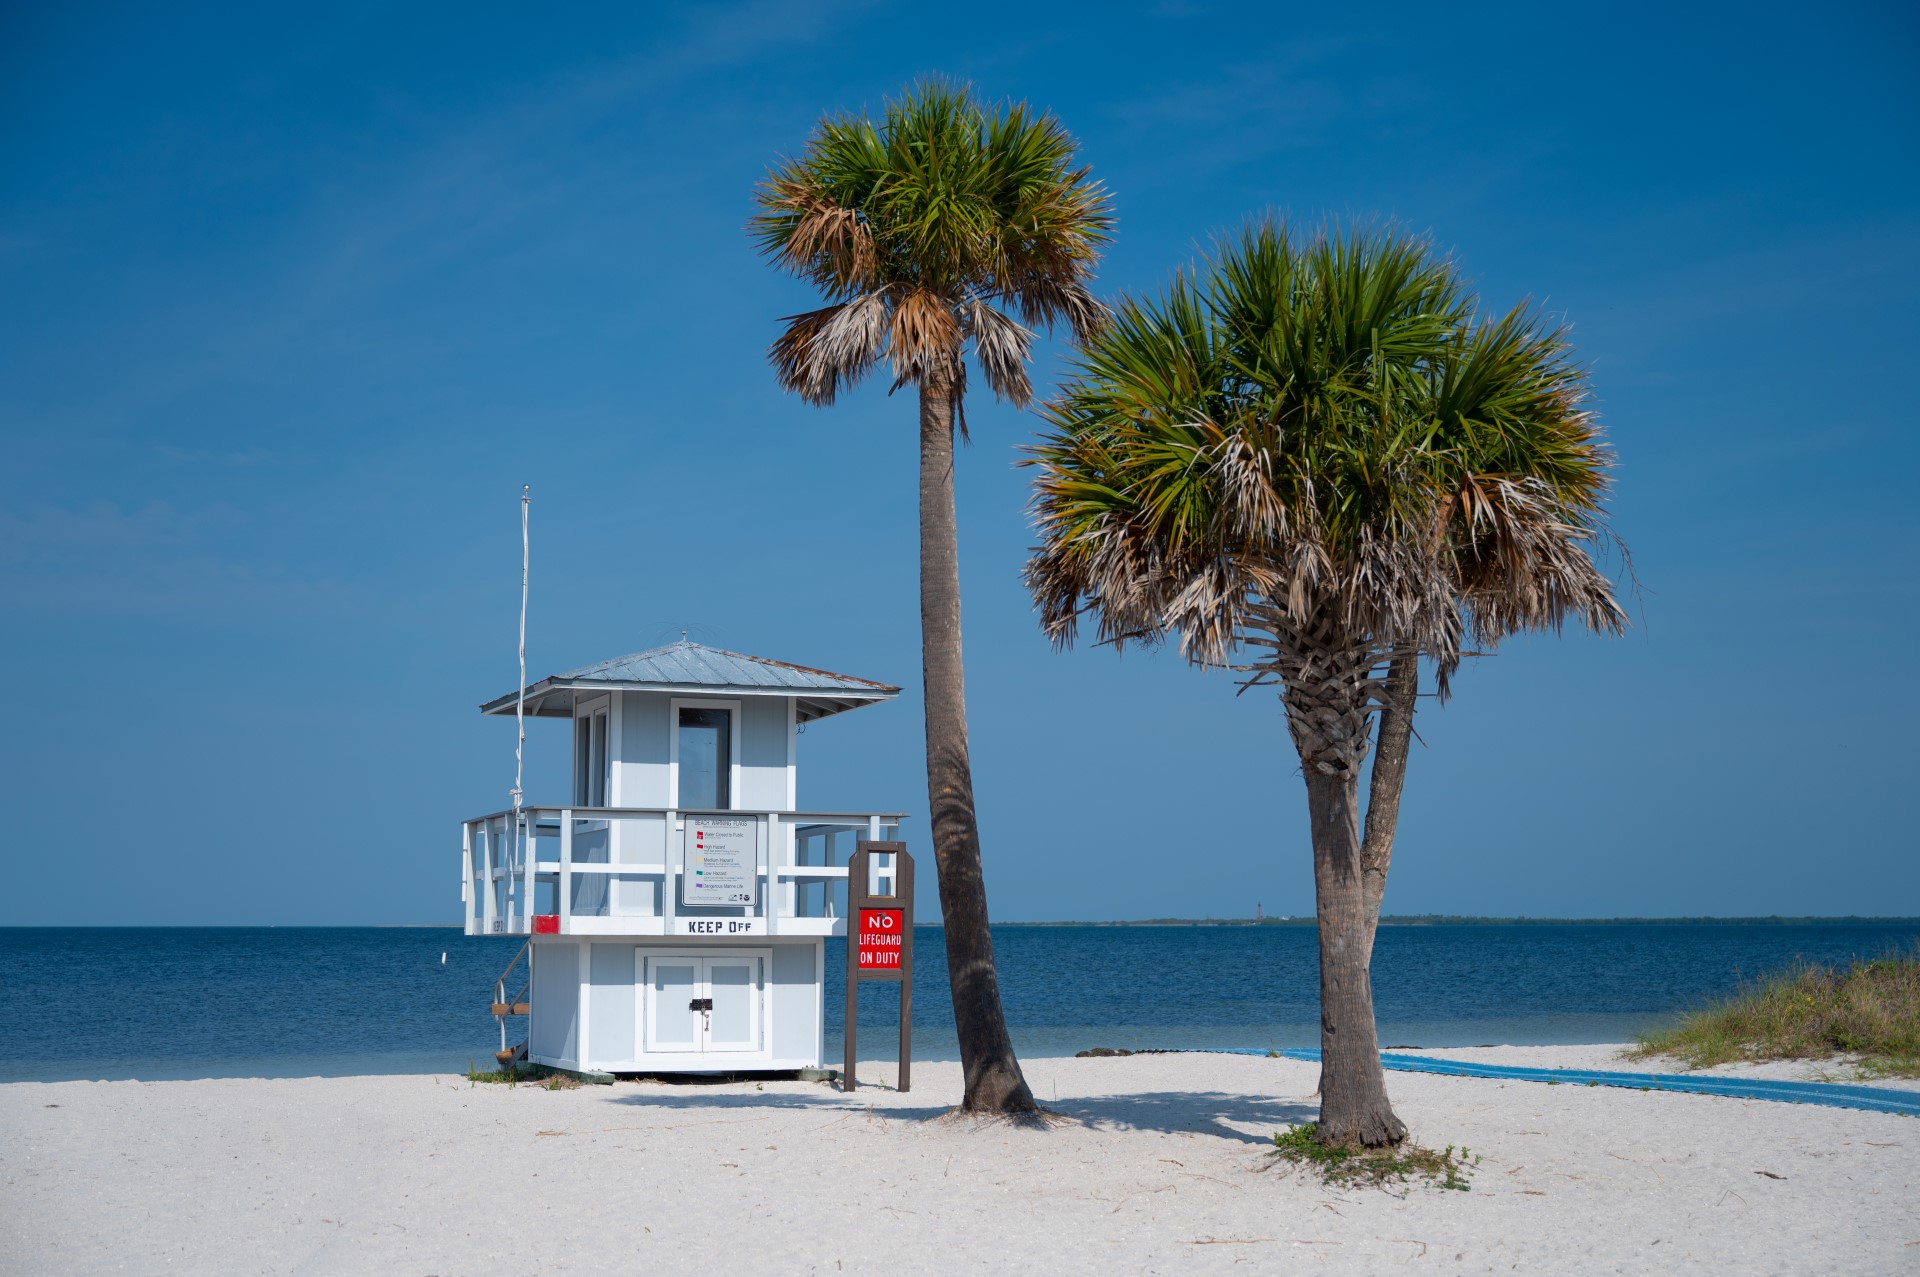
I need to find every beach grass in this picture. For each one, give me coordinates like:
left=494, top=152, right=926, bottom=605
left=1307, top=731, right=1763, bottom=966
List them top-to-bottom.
left=1629, top=949, right=1920, bottom=1077
left=464, top=1061, right=523, bottom=1085
left=462, top=1062, right=581, bottom=1089
left=1268, top=1123, right=1479, bottom=1191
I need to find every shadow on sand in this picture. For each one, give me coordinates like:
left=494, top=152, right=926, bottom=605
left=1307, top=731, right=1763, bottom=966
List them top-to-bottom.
left=598, top=1084, right=1316, bottom=1144
left=603, top=1086, right=947, bottom=1122
left=1052, top=1091, right=1318, bottom=1145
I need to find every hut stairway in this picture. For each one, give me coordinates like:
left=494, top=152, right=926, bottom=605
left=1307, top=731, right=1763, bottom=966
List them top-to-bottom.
left=491, top=938, right=532, bottom=1069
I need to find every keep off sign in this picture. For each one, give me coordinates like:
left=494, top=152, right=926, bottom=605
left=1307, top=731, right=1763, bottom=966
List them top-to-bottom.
left=843, top=842, right=913, bottom=1094
left=857, top=909, right=904, bottom=970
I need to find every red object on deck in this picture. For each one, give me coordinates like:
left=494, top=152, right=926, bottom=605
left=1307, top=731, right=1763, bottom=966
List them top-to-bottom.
left=533, top=914, right=559, bottom=934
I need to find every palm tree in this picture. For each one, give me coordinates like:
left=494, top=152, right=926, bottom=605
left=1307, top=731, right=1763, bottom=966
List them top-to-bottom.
left=753, top=80, right=1111, bottom=1114
left=1024, top=223, right=1625, bottom=1145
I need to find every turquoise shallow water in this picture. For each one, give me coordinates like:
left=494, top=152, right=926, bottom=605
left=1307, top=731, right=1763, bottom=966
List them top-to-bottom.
left=8, top=922, right=1916, bottom=1080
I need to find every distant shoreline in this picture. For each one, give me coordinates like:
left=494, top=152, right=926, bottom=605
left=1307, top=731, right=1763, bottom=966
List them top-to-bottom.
left=3, top=916, right=1918, bottom=930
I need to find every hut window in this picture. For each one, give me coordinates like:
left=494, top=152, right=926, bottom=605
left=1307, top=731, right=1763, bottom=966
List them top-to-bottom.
left=677, top=707, right=731, bottom=810
left=574, top=708, right=608, bottom=808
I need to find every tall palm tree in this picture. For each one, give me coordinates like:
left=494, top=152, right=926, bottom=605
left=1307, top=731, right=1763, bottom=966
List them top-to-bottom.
left=753, top=80, right=1111, bottom=1114
left=1025, top=223, right=1625, bottom=1145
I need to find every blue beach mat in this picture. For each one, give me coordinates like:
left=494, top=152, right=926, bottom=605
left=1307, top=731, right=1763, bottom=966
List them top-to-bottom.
left=1181, top=1048, right=1920, bottom=1116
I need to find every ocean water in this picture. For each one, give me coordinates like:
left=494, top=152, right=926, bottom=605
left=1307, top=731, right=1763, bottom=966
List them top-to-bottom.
left=7, top=922, right=1916, bottom=1081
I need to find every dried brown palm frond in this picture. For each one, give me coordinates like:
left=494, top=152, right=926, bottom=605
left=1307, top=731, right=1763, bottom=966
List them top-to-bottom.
left=759, top=180, right=881, bottom=295
left=1003, top=273, right=1109, bottom=343
left=888, top=288, right=964, bottom=386
left=810, top=289, right=890, bottom=383
left=962, top=300, right=1036, bottom=405
left=769, top=303, right=852, bottom=407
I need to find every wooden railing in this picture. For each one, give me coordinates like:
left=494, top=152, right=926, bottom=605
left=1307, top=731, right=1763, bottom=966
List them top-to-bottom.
left=459, top=805, right=908, bottom=938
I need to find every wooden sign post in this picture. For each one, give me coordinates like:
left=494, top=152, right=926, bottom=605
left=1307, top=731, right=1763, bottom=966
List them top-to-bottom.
left=843, top=841, right=913, bottom=1093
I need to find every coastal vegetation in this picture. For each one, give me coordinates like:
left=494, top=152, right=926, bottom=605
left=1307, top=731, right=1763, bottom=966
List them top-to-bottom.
left=752, top=80, right=1112, bottom=1114
left=1025, top=223, right=1625, bottom=1145
left=1631, top=950, right=1920, bottom=1077
left=464, top=1062, right=584, bottom=1089
left=1269, top=1122, right=1479, bottom=1191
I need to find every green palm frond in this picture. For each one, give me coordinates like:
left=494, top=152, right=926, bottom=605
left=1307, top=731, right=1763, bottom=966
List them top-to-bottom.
left=753, top=77, right=1112, bottom=408
left=1025, top=221, right=1624, bottom=678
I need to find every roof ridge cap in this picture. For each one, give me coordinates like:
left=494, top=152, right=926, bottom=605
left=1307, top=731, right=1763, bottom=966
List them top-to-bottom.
left=547, top=639, right=900, bottom=694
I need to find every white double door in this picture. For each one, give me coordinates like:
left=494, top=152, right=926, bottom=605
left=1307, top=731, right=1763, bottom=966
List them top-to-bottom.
left=644, top=951, right=764, bottom=1054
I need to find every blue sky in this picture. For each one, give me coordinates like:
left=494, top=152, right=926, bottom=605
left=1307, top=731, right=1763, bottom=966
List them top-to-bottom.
left=3, top=2, right=1916, bottom=925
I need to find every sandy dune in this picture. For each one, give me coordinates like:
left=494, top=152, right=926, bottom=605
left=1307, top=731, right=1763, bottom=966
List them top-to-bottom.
left=3, top=1049, right=1914, bottom=1275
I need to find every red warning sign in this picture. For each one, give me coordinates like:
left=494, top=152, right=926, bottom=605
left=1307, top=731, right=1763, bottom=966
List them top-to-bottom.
left=856, top=908, right=904, bottom=970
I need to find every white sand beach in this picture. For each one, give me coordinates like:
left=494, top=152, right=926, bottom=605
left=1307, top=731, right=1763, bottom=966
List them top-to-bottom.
left=4, top=1048, right=1915, bottom=1276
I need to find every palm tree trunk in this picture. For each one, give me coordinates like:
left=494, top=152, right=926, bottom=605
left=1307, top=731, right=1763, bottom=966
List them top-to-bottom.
left=917, top=367, right=1036, bottom=1115
left=1269, top=616, right=1407, bottom=1147
left=1312, top=651, right=1416, bottom=1101
left=1359, top=652, right=1417, bottom=958
left=1305, top=765, right=1408, bottom=1147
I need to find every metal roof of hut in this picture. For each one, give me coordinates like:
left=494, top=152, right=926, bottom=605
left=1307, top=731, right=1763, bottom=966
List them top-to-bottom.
left=480, top=639, right=900, bottom=723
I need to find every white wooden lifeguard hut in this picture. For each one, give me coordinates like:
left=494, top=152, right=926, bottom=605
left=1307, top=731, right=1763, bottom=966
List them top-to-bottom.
left=460, top=638, right=906, bottom=1075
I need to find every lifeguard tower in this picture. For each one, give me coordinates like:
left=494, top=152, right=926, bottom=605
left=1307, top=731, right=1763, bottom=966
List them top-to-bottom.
left=460, top=639, right=907, bottom=1075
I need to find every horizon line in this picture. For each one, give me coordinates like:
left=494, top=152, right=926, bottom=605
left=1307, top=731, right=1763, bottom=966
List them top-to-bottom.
left=4, top=914, right=1918, bottom=929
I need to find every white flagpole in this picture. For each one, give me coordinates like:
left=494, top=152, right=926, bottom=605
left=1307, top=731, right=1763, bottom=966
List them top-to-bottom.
left=512, top=485, right=530, bottom=816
